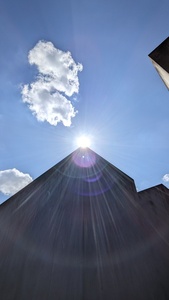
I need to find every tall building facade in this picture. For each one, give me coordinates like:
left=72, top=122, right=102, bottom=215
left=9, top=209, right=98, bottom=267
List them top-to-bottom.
left=149, top=37, right=169, bottom=89
left=0, top=148, right=169, bottom=300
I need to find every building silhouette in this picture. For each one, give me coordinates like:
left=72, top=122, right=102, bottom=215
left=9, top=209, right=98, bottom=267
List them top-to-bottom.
left=149, top=37, right=169, bottom=89
left=0, top=148, right=169, bottom=300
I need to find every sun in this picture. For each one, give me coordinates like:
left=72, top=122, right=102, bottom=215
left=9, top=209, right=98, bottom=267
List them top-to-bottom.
left=76, top=135, right=91, bottom=148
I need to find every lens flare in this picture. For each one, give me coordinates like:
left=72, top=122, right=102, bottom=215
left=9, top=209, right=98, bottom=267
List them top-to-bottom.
left=76, top=135, right=91, bottom=148
left=73, top=151, right=96, bottom=168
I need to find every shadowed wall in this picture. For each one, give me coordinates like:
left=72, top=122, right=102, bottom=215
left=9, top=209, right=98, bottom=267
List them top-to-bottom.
left=0, top=148, right=169, bottom=300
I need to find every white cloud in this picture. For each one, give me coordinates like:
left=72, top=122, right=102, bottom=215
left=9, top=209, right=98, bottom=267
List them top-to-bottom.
left=22, top=40, right=83, bottom=126
left=0, top=168, right=33, bottom=196
left=162, top=174, right=169, bottom=183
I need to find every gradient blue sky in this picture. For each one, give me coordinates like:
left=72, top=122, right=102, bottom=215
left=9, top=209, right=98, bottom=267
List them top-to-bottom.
left=0, top=0, right=169, bottom=203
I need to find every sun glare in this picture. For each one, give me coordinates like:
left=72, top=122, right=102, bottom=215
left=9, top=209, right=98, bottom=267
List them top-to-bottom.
left=76, top=135, right=91, bottom=148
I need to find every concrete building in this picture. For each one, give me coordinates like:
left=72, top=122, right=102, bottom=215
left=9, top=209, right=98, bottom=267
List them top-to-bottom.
left=149, top=37, right=169, bottom=89
left=0, top=148, right=169, bottom=300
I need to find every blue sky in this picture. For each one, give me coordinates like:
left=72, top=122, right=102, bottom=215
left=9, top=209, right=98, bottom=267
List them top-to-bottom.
left=0, top=0, right=169, bottom=203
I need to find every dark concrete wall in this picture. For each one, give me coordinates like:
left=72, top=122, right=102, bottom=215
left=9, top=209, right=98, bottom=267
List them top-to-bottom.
left=149, top=37, right=169, bottom=73
left=149, top=37, right=169, bottom=89
left=0, top=149, right=169, bottom=300
left=138, top=184, right=169, bottom=240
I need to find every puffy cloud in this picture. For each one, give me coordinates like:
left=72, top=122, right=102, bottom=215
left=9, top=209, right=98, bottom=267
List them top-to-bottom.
left=21, top=40, right=83, bottom=126
left=28, top=41, right=83, bottom=96
left=22, top=81, right=77, bottom=126
left=0, top=168, right=33, bottom=196
left=162, top=174, right=169, bottom=183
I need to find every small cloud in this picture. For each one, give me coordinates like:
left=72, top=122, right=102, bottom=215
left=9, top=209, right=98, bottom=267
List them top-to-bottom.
left=21, top=40, right=83, bottom=127
left=0, top=168, right=33, bottom=196
left=162, top=174, right=169, bottom=183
